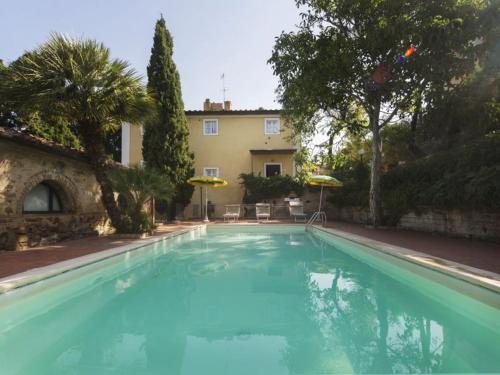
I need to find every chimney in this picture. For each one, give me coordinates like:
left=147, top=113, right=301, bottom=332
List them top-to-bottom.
left=203, top=98, right=211, bottom=111
left=203, top=98, right=226, bottom=111
left=212, top=102, right=223, bottom=110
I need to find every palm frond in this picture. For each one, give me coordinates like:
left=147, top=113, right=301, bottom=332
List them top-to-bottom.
left=0, top=33, right=152, bottom=131
left=110, top=166, right=174, bottom=207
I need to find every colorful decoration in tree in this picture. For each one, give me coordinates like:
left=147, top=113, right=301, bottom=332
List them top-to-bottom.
left=365, top=44, right=417, bottom=91
left=398, top=44, right=417, bottom=63
left=371, top=64, right=391, bottom=85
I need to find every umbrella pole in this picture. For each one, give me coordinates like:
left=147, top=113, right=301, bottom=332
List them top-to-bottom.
left=319, top=185, right=323, bottom=212
left=204, top=186, right=209, bottom=222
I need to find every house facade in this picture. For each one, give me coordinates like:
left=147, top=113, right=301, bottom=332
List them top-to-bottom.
left=121, top=99, right=299, bottom=218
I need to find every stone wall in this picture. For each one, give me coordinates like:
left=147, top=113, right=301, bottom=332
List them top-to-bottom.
left=0, top=138, right=111, bottom=250
left=327, top=205, right=500, bottom=240
left=327, top=206, right=370, bottom=224
left=397, top=209, right=500, bottom=239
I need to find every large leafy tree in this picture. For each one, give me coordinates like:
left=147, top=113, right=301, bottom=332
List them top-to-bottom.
left=270, top=0, right=491, bottom=226
left=142, top=16, right=194, bottom=219
left=0, top=34, right=151, bottom=230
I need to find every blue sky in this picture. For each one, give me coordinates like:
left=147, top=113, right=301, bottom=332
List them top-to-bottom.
left=2, top=0, right=301, bottom=110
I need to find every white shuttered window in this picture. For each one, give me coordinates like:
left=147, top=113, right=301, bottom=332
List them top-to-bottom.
left=264, top=118, right=280, bottom=134
left=203, top=119, right=218, bottom=135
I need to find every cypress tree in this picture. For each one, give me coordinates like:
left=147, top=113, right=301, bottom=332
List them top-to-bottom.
left=142, top=16, right=194, bottom=219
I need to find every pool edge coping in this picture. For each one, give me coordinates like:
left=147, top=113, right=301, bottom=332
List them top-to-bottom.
left=0, top=225, right=205, bottom=294
left=310, top=225, right=500, bottom=294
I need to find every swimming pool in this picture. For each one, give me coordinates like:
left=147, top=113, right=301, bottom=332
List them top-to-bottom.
left=0, top=225, right=499, bottom=374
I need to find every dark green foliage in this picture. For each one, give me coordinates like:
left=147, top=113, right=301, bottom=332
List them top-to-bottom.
left=419, top=1, right=500, bottom=152
left=142, top=16, right=194, bottom=218
left=0, top=60, right=20, bottom=130
left=421, top=66, right=500, bottom=153
left=2, top=106, right=123, bottom=157
left=23, top=113, right=81, bottom=149
left=380, top=124, right=416, bottom=166
left=103, top=126, right=121, bottom=162
left=383, top=134, right=500, bottom=209
left=329, top=135, right=500, bottom=224
left=329, top=161, right=370, bottom=208
left=110, top=166, right=174, bottom=233
left=239, top=173, right=304, bottom=203
left=117, top=210, right=155, bottom=235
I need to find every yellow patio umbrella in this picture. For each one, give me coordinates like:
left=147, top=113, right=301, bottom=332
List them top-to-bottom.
left=306, top=175, right=343, bottom=224
left=188, top=176, right=228, bottom=222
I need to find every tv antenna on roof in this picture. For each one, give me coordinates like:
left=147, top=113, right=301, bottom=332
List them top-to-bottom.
left=221, top=73, right=228, bottom=102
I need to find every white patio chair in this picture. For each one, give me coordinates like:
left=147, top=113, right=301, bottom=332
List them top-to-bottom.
left=289, top=201, right=308, bottom=222
left=256, top=203, right=271, bottom=221
left=223, top=205, right=241, bottom=222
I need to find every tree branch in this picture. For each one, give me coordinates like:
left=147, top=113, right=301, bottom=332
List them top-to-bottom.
left=351, top=92, right=370, bottom=114
left=379, top=106, right=399, bottom=129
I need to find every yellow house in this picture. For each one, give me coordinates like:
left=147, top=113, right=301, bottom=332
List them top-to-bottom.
left=121, top=99, right=299, bottom=218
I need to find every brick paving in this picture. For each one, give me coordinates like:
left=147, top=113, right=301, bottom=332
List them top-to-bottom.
left=0, top=220, right=499, bottom=279
left=325, top=222, right=500, bottom=274
left=0, top=223, right=195, bottom=279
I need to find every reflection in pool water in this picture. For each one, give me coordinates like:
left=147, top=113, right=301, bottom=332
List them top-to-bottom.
left=0, top=228, right=499, bottom=374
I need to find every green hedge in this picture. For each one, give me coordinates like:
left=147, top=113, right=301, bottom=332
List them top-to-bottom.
left=329, top=134, right=500, bottom=224
left=329, top=161, right=370, bottom=207
left=239, top=173, right=304, bottom=203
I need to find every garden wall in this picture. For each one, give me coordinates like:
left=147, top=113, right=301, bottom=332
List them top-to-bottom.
left=0, top=130, right=112, bottom=250
left=328, top=206, right=500, bottom=240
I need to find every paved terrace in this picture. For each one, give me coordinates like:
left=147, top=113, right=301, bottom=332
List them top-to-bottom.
left=0, top=220, right=499, bottom=279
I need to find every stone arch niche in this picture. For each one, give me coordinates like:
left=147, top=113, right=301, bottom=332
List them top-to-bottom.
left=17, top=171, right=80, bottom=215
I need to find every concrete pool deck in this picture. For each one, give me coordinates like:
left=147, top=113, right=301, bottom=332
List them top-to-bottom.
left=0, top=220, right=499, bottom=279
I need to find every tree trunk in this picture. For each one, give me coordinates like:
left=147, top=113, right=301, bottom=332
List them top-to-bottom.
left=409, top=95, right=425, bottom=158
left=369, top=103, right=382, bottom=227
left=79, top=125, right=122, bottom=230
left=327, top=129, right=334, bottom=161
left=152, top=196, right=156, bottom=224
left=168, top=201, right=177, bottom=221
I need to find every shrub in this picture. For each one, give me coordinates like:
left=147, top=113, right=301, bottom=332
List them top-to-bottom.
left=383, top=134, right=500, bottom=208
left=328, top=135, right=500, bottom=224
left=328, top=161, right=370, bottom=208
left=110, top=166, right=174, bottom=234
left=239, top=173, right=304, bottom=203
left=118, top=209, right=156, bottom=234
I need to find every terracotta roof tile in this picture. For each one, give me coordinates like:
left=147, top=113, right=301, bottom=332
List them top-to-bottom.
left=185, top=109, right=281, bottom=116
left=0, top=127, right=122, bottom=167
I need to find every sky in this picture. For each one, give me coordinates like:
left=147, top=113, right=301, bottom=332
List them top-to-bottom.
left=2, top=0, right=302, bottom=111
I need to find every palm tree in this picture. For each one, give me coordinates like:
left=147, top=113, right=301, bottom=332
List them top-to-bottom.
left=0, top=34, right=151, bottom=229
left=110, top=166, right=174, bottom=233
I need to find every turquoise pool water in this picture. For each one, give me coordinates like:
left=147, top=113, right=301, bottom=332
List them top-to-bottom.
left=0, top=226, right=500, bottom=374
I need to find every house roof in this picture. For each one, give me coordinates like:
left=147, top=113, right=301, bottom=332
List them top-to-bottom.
left=185, top=109, right=281, bottom=116
left=0, top=127, right=121, bottom=167
left=0, top=127, right=88, bottom=161
left=249, top=148, right=298, bottom=155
